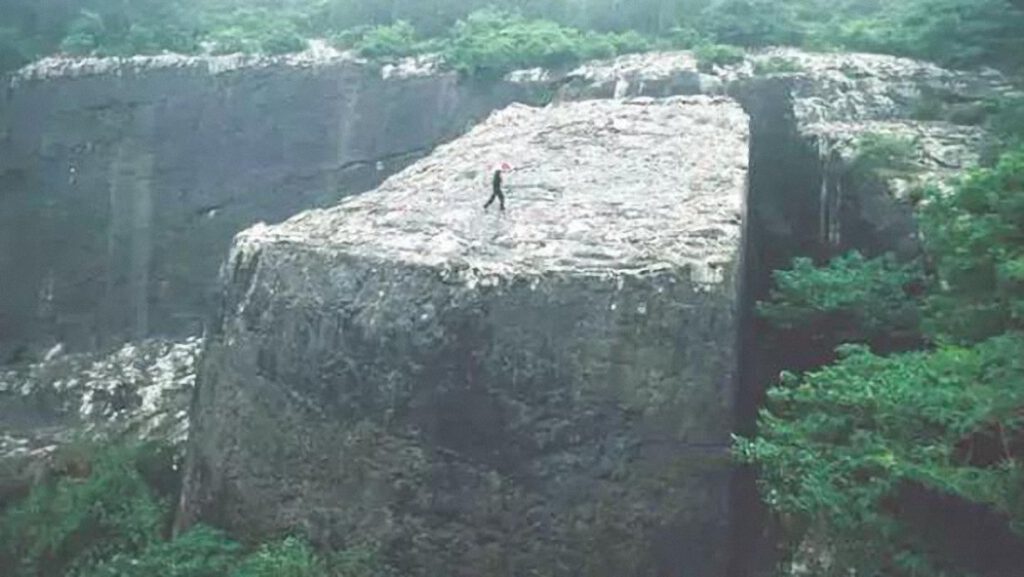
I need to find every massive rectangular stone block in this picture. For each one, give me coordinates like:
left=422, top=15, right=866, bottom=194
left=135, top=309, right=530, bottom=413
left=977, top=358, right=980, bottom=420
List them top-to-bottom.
left=180, top=97, right=748, bottom=577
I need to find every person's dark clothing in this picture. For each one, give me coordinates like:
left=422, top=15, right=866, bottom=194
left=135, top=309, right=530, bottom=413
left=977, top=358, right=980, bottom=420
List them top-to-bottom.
left=484, top=169, right=505, bottom=211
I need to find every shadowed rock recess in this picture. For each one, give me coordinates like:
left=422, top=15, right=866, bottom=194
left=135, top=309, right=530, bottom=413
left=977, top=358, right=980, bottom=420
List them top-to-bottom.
left=179, top=97, right=748, bottom=577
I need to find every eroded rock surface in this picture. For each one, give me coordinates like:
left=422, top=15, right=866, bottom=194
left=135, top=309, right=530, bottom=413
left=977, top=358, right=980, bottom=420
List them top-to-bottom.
left=557, top=48, right=1013, bottom=257
left=179, top=97, right=748, bottom=577
left=0, top=338, right=200, bottom=505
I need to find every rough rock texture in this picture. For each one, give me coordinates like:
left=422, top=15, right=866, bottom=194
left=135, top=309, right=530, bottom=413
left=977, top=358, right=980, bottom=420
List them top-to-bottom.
left=2, top=47, right=1012, bottom=364
left=552, top=48, right=1015, bottom=576
left=557, top=48, right=1014, bottom=258
left=0, top=49, right=540, bottom=360
left=179, top=97, right=748, bottom=577
left=0, top=338, right=200, bottom=505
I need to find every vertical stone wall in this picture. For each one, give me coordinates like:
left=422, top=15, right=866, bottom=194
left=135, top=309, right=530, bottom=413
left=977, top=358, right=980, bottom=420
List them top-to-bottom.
left=0, top=55, right=534, bottom=359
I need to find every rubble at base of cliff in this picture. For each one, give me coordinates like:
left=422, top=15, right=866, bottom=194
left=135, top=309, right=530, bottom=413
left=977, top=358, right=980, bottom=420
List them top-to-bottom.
left=0, top=337, right=202, bottom=458
left=0, top=337, right=200, bottom=504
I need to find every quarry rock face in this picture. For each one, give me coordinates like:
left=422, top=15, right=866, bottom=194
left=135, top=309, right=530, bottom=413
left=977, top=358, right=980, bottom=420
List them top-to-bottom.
left=1, top=47, right=1010, bottom=364
left=558, top=48, right=1012, bottom=261
left=0, top=49, right=538, bottom=360
left=179, top=97, right=748, bottom=577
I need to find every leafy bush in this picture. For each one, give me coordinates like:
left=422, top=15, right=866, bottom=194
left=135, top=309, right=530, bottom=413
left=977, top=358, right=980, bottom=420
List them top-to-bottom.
left=698, top=0, right=803, bottom=47
left=829, top=0, right=1024, bottom=71
left=57, top=3, right=201, bottom=57
left=207, top=8, right=306, bottom=55
left=58, top=10, right=106, bottom=55
left=442, top=10, right=634, bottom=78
left=353, top=21, right=420, bottom=59
left=661, top=25, right=706, bottom=50
left=604, top=30, right=653, bottom=55
left=693, top=43, right=745, bottom=73
left=752, top=56, right=805, bottom=75
left=985, top=96, right=1024, bottom=151
left=850, top=132, right=920, bottom=178
left=739, top=146, right=1024, bottom=576
left=920, top=148, right=1024, bottom=344
left=759, top=251, right=922, bottom=345
left=736, top=334, right=1024, bottom=576
left=0, top=439, right=394, bottom=577
left=0, top=442, right=167, bottom=577
left=76, top=525, right=393, bottom=577
left=77, top=526, right=240, bottom=577
left=231, top=537, right=327, bottom=577
left=325, top=545, right=397, bottom=577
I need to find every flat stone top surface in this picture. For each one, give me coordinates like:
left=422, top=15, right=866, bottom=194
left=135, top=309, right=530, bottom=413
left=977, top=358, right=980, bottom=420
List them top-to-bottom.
left=247, top=96, right=748, bottom=277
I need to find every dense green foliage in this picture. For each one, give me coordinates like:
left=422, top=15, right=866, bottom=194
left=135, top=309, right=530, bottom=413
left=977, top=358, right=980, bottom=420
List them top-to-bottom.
left=1, top=0, right=1022, bottom=75
left=440, top=10, right=651, bottom=77
left=693, top=43, right=747, bottom=73
left=849, top=133, right=921, bottom=180
left=738, top=148, right=1024, bottom=576
left=921, top=151, right=1024, bottom=343
left=758, top=252, right=922, bottom=350
left=739, top=337, right=1024, bottom=576
left=0, top=442, right=390, bottom=577
left=0, top=443, right=168, bottom=577
left=79, top=526, right=241, bottom=577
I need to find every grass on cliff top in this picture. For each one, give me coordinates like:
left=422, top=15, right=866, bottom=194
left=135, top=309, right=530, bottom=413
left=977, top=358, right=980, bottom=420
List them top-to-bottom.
left=337, top=10, right=660, bottom=78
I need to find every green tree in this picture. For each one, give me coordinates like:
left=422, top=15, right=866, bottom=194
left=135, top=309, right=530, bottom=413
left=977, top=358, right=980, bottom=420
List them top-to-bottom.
left=698, top=0, right=802, bottom=47
left=738, top=147, right=1024, bottom=576
left=921, top=150, right=1024, bottom=343
left=0, top=443, right=167, bottom=577
left=77, top=526, right=241, bottom=577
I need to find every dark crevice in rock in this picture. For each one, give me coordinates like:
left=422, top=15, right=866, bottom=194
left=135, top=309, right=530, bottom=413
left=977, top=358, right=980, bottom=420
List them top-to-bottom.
left=726, top=77, right=858, bottom=577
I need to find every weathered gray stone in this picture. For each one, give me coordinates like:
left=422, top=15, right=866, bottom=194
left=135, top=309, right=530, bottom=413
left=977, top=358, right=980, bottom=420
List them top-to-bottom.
left=2, top=47, right=1010, bottom=364
left=555, top=48, right=1011, bottom=258
left=0, top=50, right=540, bottom=360
left=178, top=97, right=748, bottom=577
left=806, top=120, right=988, bottom=256
left=0, top=337, right=200, bottom=505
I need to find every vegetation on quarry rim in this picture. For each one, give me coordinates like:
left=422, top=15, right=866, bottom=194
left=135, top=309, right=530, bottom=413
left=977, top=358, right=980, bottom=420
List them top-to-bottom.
left=2, top=0, right=1023, bottom=77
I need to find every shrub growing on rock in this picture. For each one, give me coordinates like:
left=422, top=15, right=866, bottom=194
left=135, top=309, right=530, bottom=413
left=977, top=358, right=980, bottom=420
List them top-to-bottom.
left=694, top=43, right=745, bottom=72
left=738, top=147, right=1024, bottom=576
left=0, top=443, right=167, bottom=577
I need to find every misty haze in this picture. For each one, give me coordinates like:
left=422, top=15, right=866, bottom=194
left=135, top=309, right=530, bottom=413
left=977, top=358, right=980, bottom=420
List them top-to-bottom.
left=1, top=1, right=1023, bottom=576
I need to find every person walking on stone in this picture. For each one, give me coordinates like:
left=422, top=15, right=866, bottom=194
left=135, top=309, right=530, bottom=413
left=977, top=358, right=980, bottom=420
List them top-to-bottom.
left=484, top=162, right=512, bottom=211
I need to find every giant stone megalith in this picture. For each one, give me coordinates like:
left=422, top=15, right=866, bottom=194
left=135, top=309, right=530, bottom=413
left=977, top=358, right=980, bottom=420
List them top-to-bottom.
left=179, top=97, right=749, bottom=577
